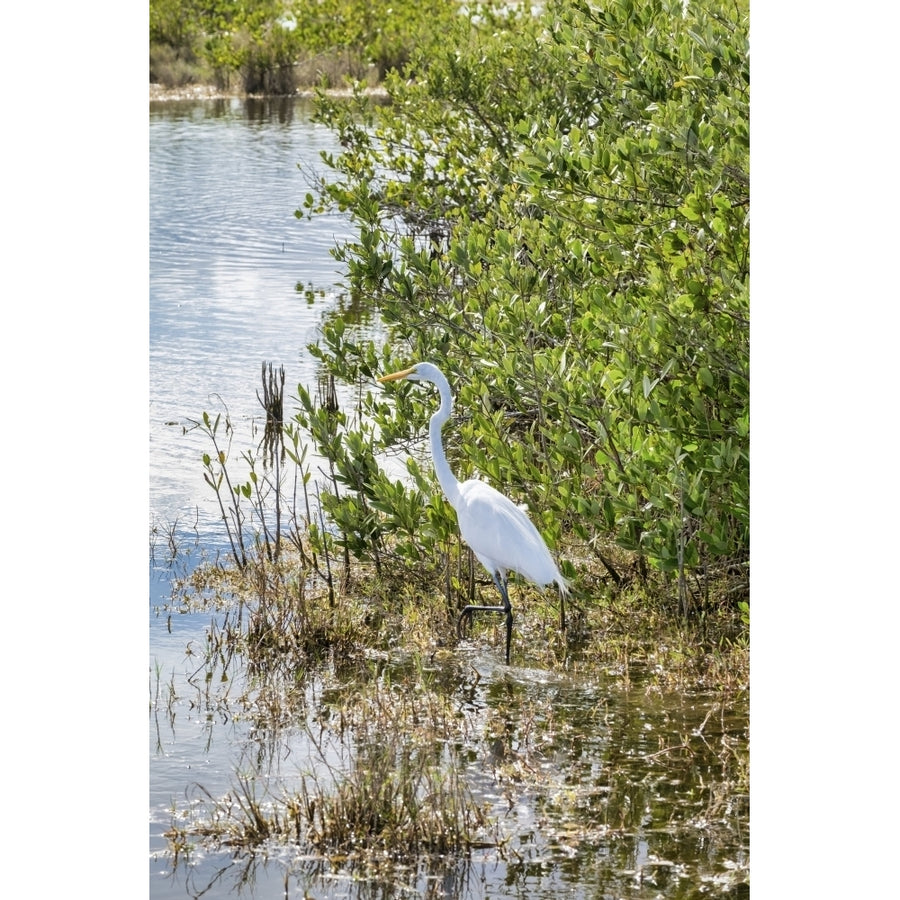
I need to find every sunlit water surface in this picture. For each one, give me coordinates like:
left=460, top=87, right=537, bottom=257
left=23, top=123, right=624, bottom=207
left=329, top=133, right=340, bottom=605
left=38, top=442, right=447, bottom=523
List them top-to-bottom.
left=150, top=96, right=356, bottom=541
left=149, top=97, right=748, bottom=900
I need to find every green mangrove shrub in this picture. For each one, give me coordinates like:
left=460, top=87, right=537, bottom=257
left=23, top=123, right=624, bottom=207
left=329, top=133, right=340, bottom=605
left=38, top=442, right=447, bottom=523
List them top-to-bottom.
left=151, top=0, right=465, bottom=91
left=299, top=0, right=749, bottom=610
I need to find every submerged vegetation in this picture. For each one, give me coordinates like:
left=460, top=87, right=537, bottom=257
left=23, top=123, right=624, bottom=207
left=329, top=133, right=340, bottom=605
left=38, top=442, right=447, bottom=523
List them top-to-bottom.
left=153, top=0, right=749, bottom=890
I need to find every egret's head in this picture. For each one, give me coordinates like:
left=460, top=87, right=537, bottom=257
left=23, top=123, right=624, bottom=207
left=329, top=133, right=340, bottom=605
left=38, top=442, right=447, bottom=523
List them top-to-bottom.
left=378, top=362, right=443, bottom=385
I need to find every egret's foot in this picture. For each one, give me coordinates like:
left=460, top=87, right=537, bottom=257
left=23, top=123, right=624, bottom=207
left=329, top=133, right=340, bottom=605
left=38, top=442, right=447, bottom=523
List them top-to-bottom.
left=457, top=603, right=515, bottom=664
left=457, top=607, right=474, bottom=638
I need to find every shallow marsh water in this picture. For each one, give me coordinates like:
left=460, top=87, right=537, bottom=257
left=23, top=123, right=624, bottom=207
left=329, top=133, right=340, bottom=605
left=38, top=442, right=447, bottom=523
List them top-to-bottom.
left=149, top=98, right=748, bottom=898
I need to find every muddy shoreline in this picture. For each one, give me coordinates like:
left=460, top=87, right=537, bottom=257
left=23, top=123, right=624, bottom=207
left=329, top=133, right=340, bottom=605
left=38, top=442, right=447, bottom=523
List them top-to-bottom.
left=149, top=82, right=386, bottom=102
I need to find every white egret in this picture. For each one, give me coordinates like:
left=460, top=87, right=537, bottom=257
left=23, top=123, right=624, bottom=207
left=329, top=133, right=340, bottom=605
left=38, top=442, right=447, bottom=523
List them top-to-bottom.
left=378, top=362, right=568, bottom=664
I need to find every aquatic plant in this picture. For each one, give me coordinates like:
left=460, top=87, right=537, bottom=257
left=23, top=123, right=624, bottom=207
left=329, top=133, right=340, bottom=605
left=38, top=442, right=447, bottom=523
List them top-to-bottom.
left=165, top=668, right=494, bottom=858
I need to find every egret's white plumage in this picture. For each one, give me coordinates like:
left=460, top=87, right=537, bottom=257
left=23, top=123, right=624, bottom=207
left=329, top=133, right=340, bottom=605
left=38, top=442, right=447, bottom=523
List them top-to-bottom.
left=378, top=361, right=568, bottom=663
left=455, top=479, right=566, bottom=593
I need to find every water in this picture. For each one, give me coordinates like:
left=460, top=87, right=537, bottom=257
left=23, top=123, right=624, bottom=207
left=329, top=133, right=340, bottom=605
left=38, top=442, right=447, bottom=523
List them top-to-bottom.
left=149, top=96, right=356, bottom=896
left=150, top=96, right=355, bottom=542
left=149, top=97, right=749, bottom=899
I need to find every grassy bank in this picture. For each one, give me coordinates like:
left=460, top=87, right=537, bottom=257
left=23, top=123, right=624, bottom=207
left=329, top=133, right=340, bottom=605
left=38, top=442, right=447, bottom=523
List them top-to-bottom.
left=171, top=540, right=748, bottom=690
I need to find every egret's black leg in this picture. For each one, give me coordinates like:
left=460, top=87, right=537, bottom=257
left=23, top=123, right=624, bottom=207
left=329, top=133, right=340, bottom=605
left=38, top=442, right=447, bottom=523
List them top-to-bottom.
left=457, top=571, right=514, bottom=664
left=493, top=573, right=513, bottom=665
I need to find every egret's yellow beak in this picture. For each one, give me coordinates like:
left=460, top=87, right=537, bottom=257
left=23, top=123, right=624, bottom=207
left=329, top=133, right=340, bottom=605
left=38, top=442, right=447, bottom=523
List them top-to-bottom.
left=377, top=366, right=415, bottom=384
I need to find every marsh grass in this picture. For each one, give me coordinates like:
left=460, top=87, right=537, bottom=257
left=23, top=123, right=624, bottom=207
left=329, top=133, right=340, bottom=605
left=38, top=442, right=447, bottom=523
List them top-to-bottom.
left=160, top=527, right=747, bottom=877
left=171, top=536, right=748, bottom=695
left=174, top=551, right=370, bottom=667
left=572, top=587, right=750, bottom=693
left=165, top=668, right=493, bottom=859
left=299, top=737, right=488, bottom=856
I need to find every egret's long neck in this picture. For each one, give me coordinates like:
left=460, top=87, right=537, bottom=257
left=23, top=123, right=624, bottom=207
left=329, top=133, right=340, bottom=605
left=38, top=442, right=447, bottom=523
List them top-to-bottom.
left=428, top=376, right=462, bottom=505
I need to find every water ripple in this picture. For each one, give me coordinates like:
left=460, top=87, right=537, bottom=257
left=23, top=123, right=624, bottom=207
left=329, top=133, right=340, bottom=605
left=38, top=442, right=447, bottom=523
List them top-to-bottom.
left=150, top=99, right=354, bottom=535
